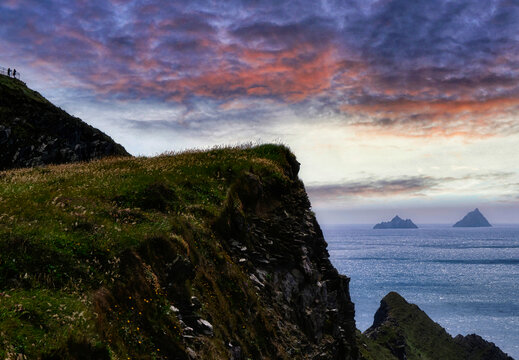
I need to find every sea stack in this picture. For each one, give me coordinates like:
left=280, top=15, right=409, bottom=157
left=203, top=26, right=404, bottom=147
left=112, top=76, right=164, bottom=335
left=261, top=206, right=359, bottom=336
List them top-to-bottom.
left=453, top=208, right=492, bottom=227
left=374, top=215, right=418, bottom=229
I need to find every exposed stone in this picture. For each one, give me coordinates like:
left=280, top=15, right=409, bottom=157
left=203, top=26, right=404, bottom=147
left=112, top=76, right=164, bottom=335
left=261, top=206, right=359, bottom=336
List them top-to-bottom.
left=190, top=296, right=202, bottom=310
left=196, top=319, right=214, bottom=336
left=186, top=347, right=197, bottom=359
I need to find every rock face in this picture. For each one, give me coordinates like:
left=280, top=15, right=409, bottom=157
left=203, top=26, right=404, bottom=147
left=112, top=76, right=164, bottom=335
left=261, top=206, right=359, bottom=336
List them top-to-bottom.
left=0, top=75, right=129, bottom=170
left=216, top=153, right=358, bottom=359
left=453, top=208, right=492, bottom=227
left=374, top=215, right=418, bottom=229
left=362, top=292, right=513, bottom=360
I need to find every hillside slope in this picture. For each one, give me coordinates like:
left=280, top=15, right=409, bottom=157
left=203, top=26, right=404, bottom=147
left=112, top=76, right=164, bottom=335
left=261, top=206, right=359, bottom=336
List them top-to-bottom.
left=0, top=75, right=129, bottom=170
left=0, top=145, right=357, bottom=359
left=362, top=292, right=513, bottom=360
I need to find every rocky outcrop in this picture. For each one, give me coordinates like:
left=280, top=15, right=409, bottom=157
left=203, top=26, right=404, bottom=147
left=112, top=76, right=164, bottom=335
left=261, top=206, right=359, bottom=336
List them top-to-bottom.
left=0, top=75, right=129, bottom=170
left=216, top=153, right=358, bottom=359
left=453, top=208, right=492, bottom=227
left=374, top=216, right=418, bottom=229
left=364, top=292, right=513, bottom=360
left=454, top=334, right=513, bottom=360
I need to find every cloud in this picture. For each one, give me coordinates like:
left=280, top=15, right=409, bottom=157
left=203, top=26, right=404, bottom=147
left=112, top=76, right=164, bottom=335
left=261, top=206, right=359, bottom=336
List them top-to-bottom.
left=1, top=0, right=519, bottom=137
left=307, top=172, right=516, bottom=201
left=307, top=176, right=438, bottom=200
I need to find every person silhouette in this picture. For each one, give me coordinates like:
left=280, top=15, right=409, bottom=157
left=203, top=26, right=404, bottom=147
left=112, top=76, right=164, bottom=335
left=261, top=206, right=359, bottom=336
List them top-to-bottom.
left=7, top=68, right=11, bottom=77
left=13, top=69, right=16, bottom=78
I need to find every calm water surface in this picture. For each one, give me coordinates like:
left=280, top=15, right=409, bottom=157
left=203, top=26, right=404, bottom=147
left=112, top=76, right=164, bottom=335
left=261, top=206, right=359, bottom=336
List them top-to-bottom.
left=323, top=224, right=519, bottom=359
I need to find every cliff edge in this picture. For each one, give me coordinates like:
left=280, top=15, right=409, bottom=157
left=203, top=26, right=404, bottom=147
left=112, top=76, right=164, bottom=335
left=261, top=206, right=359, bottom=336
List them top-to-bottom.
left=0, top=145, right=357, bottom=359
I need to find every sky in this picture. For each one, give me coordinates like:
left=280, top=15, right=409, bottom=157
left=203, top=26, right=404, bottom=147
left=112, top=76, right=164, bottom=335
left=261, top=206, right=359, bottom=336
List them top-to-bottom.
left=1, top=0, right=518, bottom=224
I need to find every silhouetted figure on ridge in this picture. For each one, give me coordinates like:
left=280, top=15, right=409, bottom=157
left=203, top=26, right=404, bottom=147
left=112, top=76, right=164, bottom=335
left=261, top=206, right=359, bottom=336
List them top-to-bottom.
left=7, top=68, right=11, bottom=77
left=13, top=69, right=16, bottom=78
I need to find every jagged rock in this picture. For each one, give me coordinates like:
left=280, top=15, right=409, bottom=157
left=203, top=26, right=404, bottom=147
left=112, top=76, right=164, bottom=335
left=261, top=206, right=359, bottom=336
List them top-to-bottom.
left=217, top=158, right=358, bottom=359
left=453, top=208, right=492, bottom=227
left=374, top=215, right=418, bottom=229
left=249, top=274, right=264, bottom=288
left=190, top=296, right=202, bottom=310
left=196, top=319, right=214, bottom=336
left=183, top=326, right=195, bottom=336
left=229, top=343, right=243, bottom=360
left=186, top=347, right=197, bottom=359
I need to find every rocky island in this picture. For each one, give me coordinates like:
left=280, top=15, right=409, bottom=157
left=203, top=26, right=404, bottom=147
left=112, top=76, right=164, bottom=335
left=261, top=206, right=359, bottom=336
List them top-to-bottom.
left=0, top=76, right=512, bottom=359
left=453, top=208, right=492, bottom=227
left=374, top=215, right=418, bottom=229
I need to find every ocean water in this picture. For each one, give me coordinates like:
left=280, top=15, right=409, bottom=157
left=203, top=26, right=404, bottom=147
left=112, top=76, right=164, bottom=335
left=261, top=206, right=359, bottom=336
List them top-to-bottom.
left=322, top=224, right=519, bottom=359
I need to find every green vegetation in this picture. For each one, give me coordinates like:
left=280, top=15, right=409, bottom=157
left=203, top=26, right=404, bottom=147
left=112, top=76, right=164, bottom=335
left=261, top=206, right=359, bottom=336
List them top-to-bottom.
left=0, top=75, right=48, bottom=105
left=0, top=144, right=295, bottom=359
left=363, top=292, right=513, bottom=360
left=369, top=292, right=463, bottom=360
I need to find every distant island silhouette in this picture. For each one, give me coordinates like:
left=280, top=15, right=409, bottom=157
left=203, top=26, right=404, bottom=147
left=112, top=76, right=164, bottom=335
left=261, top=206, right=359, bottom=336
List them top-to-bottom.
left=453, top=208, right=492, bottom=227
left=374, top=215, right=418, bottom=229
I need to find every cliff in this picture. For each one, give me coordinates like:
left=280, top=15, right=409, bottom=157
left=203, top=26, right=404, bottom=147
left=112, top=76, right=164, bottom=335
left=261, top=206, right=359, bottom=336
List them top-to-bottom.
left=0, top=74, right=129, bottom=170
left=0, top=145, right=357, bottom=359
left=453, top=208, right=492, bottom=227
left=374, top=216, right=418, bottom=229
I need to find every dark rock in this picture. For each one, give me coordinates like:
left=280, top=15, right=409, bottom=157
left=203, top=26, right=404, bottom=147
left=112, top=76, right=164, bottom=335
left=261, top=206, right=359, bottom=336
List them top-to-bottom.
left=0, top=76, right=129, bottom=171
left=216, top=163, right=358, bottom=359
left=453, top=208, right=492, bottom=227
left=373, top=215, right=418, bottom=229
left=190, top=296, right=202, bottom=310
left=196, top=319, right=214, bottom=336
left=454, top=334, right=513, bottom=360
left=229, top=343, right=243, bottom=360
left=186, top=347, right=197, bottom=359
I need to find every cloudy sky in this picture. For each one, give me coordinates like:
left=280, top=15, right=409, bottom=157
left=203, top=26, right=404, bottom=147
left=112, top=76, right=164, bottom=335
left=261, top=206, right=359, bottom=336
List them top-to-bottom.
left=1, top=0, right=518, bottom=224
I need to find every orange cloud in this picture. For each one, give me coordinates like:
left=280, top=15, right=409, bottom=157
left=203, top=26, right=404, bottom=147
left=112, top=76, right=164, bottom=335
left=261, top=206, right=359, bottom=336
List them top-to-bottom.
left=343, top=97, right=519, bottom=138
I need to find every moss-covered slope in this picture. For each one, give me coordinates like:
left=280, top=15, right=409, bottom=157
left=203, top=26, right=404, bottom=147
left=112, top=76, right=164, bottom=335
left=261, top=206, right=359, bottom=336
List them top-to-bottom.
left=0, top=75, right=129, bottom=171
left=0, top=144, right=357, bottom=359
left=363, top=292, right=513, bottom=360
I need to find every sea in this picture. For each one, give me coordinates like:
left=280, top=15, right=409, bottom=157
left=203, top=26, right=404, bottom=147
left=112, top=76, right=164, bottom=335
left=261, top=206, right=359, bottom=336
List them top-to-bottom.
left=323, top=224, right=519, bottom=359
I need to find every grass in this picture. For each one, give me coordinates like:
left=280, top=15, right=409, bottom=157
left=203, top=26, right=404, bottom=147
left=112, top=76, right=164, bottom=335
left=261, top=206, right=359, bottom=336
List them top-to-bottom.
left=0, top=75, right=48, bottom=105
left=0, top=144, right=296, bottom=358
left=366, top=292, right=468, bottom=360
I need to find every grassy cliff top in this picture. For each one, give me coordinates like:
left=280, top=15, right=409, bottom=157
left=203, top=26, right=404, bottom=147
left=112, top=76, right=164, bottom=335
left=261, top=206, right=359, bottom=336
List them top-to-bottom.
left=0, top=144, right=299, bottom=358
left=0, top=144, right=294, bottom=261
